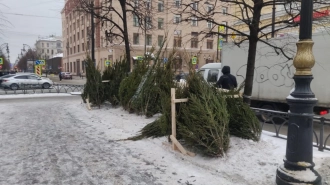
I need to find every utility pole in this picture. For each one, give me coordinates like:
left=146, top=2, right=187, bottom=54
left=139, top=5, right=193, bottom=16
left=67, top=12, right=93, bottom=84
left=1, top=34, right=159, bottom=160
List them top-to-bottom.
left=91, top=0, right=95, bottom=64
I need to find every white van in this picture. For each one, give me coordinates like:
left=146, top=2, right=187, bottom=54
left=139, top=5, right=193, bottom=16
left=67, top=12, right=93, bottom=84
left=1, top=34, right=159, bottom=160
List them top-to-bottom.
left=198, top=63, right=222, bottom=83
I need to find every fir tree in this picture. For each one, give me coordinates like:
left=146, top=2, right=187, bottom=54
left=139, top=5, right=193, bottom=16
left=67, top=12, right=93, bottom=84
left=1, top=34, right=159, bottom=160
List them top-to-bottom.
left=81, top=57, right=104, bottom=108
left=102, top=57, right=129, bottom=106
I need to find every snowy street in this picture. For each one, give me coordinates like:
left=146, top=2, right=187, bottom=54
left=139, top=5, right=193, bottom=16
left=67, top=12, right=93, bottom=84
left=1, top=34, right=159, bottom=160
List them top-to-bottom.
left=0, top=96, right=329, bottom=185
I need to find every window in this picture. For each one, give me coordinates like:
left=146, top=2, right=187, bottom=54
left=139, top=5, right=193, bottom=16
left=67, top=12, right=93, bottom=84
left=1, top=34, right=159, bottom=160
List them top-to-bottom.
left=134, top=0, right=139, bottom=7
left=146, top=0, right=152, bottom=9
left=158, top=0, right=164, bottom=12
left=174, top=0, right=181, bottom=8
left=191, top=2, right=198, bottom=10
left=207, top=5, right=213, bottom=13
left=222, top=7, right=228, bottom=14
left=133, top=14, right=139, bottom=27
left=173, top=15, right=181, bottom=24
left=81, top=16, right=84, bottom=25
left=146, top=16, right=152, bottom=29
left=191, top=17, right=198, bottom=26
left=158, top=18, right=164, bottom=29
left=77, top=19, right=80, bottom=27
left=207, top=21, right=213, bottom=29
left=73, top=23, right=76, bottom=30
left=87, top=27, right=89, bottom=37
left=67, top=28, right=69, bottom=34
left=82, top=30, right=84, bottom=39
left=77, top=32, right=80, bottom=40
left=191, top=32, right=198, bottom=48
left=133, top=33, right=139, bottom=45
left=74, top=34, right=76, bottom=42
left=146, top=34, right=152, bottom=46
left=158, top=35, right=164, bottom=47
left=173, top=36, right=182, bottom=47
left=207, top=40, right=213, bottom=49
left=57, top=42, right=61, bottom=48
left=42, top=43, right=44, bottom=47
left=47, top=43, right=49, bottom=47
left=82, top=43, right=85, bottom=51
left=78, top=45, right=80, bottom=52
left=74, top=46, right=76, bottom=53
left=70, top=48, right=72, bottom=54
left=42, top=49, right=44, bottom=53
left=47, top=49, right=49, bottom=53
left=51, top=50, right=54, bottom=55
left=207, top=69, right=219, bottom=83
left=15, top=75, right=28, bottom=79
left=28, top=75, right=39, bottom=80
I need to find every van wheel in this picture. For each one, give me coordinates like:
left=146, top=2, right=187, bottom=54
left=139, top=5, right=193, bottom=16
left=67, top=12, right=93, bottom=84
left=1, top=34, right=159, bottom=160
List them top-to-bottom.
left=259, top=104, right=277, bottom=122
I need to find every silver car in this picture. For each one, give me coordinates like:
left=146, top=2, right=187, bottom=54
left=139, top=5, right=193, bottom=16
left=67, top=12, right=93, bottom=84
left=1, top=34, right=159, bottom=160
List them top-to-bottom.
left=1, top=74, right=53, bottom=90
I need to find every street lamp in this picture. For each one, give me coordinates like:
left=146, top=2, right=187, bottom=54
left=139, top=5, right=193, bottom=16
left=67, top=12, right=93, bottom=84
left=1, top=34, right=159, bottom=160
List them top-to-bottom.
left=276, top=0, right=322, bottom=184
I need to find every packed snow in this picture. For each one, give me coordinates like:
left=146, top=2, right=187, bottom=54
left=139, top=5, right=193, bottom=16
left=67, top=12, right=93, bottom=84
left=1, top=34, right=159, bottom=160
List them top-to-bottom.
left=0, top=96, right=329, bottom=185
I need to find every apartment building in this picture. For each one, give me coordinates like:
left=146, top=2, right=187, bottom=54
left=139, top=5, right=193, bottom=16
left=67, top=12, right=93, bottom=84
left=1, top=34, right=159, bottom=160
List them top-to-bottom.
left=61, top=0, right=234, bottom=74
left=35, top=35, right=63, bottom=60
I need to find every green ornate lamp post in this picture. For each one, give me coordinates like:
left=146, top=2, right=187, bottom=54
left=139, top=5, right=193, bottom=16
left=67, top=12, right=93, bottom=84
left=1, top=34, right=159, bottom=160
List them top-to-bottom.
left=276, top=0, right=322, bottom=184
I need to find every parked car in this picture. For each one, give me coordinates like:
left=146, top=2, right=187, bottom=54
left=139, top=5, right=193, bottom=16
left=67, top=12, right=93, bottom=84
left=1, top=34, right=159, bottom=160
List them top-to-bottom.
left=61, top=72, right=73, bottom=79
left=0, top=74, right=16, bottom=86
left=1, top=74, right=53, bottom=90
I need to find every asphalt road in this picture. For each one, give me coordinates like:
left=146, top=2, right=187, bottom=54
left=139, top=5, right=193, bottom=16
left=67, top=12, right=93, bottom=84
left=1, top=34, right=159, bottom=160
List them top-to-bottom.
left=0, top=96, right=161, bottom=185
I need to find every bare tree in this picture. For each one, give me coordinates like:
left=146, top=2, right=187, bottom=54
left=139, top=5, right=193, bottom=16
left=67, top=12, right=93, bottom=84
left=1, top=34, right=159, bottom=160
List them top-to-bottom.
left=77, top=0, right=153, bottom=71
left=178, top=0, right=330, bottom=104
left=17, top=50, right=37, bottom=72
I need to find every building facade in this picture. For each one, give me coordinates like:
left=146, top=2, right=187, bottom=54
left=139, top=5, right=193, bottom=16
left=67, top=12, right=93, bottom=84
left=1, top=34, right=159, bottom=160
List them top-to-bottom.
left=61, top=0, right=234, bottom=75
left=35, top=35, right=63, bottom=60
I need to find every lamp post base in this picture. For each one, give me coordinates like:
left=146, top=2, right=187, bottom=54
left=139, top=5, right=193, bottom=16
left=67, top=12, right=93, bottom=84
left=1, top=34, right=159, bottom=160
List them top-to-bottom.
left=276, top=164, right=322, bottom=185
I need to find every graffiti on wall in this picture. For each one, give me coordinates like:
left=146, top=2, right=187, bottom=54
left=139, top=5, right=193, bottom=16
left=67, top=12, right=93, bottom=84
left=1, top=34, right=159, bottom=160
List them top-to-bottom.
left=236, top=62, right=295, bottom=87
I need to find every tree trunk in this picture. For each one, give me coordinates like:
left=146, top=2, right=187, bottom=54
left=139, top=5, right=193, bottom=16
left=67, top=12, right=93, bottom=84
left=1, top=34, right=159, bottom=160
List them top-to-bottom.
left=120, top=0, right=131, bottom=73
left=243, top=0, right=263, bottom=105
left=243, top=39, right=258, bottom=105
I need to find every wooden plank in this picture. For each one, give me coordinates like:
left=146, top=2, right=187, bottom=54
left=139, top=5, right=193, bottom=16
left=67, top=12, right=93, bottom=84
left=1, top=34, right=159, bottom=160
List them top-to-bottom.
left=102, top=80, right=110, bottom=83
left=171, top=88, right=178, bottom=150
left=86, top=98, right=91, bottom=110
left=174, top=98, right=189, bottom=103
left=170, top=135, right=187, bottom=155
left=187, top=151, right=196, bottom=157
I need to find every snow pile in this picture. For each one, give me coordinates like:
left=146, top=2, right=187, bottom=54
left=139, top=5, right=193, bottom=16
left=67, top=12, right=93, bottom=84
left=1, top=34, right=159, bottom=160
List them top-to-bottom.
left=66, top=101, right=330, bottom=185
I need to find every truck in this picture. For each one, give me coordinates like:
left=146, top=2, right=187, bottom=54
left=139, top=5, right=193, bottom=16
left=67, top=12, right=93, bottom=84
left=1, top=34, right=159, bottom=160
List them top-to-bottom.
left=221, top=30, right=330, bottom=117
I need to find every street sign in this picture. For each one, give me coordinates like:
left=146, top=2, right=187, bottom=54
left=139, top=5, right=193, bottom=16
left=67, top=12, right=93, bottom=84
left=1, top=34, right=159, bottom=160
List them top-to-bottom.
left=218, top=25, right=225, bottom=33
left=231, top=32, right=236, bottom=40
left=218, top=38, right=223, bottom=50
left=192, top=56, right=197, bottom=65
left=0, top=58, right=3, bottom=65
left=163, top=58, right=168, bottom=63
left=35, top=60, right=46, bottom=66
left=105, top=60, right=111, bottom=67
left=35, top=65, right=42, bottom=76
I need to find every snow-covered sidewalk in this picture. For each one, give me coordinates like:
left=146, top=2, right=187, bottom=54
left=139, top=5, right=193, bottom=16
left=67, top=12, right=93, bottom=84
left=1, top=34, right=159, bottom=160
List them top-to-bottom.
left=0, top=97, right=329, bottom=185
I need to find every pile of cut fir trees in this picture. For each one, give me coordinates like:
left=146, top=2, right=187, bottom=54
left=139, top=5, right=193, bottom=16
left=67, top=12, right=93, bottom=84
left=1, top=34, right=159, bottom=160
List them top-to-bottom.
left=82, top=52, right=261, bottom=157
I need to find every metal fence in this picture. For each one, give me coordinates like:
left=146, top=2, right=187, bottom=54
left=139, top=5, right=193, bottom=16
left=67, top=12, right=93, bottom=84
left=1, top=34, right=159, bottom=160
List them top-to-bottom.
left=0, top=84, right=84, bottom=95
left=253, top=108, right=330, bottom=152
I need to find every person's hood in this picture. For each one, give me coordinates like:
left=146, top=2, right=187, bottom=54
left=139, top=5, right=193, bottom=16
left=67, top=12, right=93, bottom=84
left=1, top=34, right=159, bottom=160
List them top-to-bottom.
left=222, top=66, right=230, bottom=74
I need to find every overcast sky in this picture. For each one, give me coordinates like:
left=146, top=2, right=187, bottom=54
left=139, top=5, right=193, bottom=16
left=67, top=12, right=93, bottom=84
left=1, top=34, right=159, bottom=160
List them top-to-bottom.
left=1, top=0, right=64, bottom=65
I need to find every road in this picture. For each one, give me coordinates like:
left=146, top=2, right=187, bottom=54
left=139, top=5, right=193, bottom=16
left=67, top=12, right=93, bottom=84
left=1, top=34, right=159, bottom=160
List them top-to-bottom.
left=48, top=75, right=86, bottom=85
left=0, top=96, right=161, bottom=185
left=261, top=119, right=330, bottom=147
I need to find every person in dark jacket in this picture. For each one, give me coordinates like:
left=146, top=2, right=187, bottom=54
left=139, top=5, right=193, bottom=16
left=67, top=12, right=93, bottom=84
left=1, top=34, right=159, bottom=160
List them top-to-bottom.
left=216, top=66, right=237, bottom=90
left=59, top=72, right=62, bottom=81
